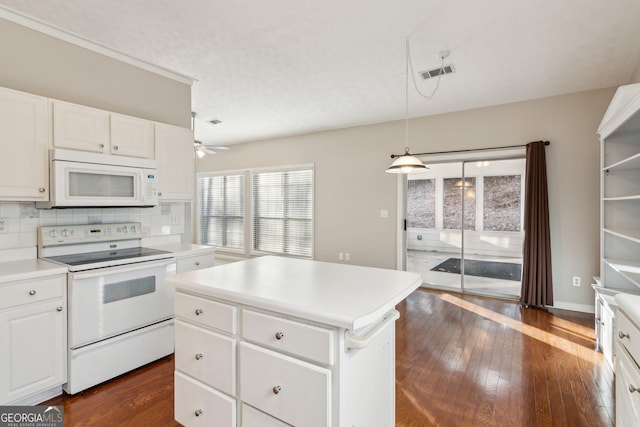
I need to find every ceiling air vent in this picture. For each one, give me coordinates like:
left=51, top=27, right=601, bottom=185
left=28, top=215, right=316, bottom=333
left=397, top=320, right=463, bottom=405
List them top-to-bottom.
left=420, top=64, right=455, bottom=79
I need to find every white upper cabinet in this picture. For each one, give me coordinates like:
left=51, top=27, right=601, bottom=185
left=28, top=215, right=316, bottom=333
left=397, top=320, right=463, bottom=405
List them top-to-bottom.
left=0, top=87, right=49, bottom=201
left=52, top=100, right=154, bottom=159
left=52, top=100, right=110, bottom=154
left=111, top=113, right=154, bottom=159
left=155, top=122, right=194, bottom=200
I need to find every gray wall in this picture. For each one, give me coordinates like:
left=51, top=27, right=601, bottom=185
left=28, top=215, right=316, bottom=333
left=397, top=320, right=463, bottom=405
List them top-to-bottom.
left=0, top=18, right=191, bottom=127
left=631, top=61, right=640, bottom=84
left=198, top=87, right=616, bottom=310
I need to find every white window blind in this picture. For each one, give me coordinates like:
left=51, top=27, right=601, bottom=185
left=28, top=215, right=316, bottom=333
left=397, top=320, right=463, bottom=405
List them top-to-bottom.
left=252, top=168, right=313, bottom=258
left=198, top=174, right=245, bottom=250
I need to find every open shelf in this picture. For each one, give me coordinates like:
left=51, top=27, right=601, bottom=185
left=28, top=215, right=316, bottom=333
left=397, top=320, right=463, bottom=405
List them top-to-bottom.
left=604, top=152, right=640, bottom=171
left=603, top=195, right=640, bottom=201
left=603, top=228, right=640, bottom=244
left=603, top=258, right=640, bottom=289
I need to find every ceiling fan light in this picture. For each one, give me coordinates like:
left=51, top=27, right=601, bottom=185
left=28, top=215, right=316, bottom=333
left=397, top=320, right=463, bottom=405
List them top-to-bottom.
left=196, top=149, right=206, bottom=158
left=385, top=153, right=428, bottom=173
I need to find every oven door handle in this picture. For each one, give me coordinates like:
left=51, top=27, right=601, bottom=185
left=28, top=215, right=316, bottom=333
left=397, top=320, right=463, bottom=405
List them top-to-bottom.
left=70, top=258, right=176, bottom=280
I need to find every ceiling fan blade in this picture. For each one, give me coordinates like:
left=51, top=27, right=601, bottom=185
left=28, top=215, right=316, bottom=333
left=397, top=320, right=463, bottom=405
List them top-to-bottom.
left=202, top=145, right=229, bottom=150
left=199, top=147, right=218, bottom=155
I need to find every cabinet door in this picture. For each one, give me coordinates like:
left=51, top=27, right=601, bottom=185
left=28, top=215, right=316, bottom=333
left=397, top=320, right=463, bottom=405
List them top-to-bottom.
left=0, top=88, right=49, bottom=201
left=52, top=100, right=110, bottom=154
left=111, top=113, right=154, bottom=158
left=155, top=123, right=194, bottom=200
left=0, top=300, right=66, bottom=404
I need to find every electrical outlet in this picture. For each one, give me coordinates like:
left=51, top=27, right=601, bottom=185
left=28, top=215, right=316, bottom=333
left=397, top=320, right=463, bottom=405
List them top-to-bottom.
left=338, top=252, right=344, bottom=261
left=345, top=253, right=350, bottom=262
left=572, top=276, right=581, bottom=287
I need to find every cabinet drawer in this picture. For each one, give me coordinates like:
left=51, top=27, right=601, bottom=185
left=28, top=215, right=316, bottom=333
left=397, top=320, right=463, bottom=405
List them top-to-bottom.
left=176, top=254, right=214, bottom=274
left=0, top=276, right=65, bottom=310
left=175, top=292, right=237, bottom=334
left=242, top=309, right=334, bottom=365
left=617, top=310, right=640, bottom=363
left=175, top=320, right=236, bottom=395
left=240, top=342, right=330, bottom=427
left=615, top=342, right=640, bottom=426
left=174, top=371, right=236, bottom=427
left=243, top=404, right=290, bottom=427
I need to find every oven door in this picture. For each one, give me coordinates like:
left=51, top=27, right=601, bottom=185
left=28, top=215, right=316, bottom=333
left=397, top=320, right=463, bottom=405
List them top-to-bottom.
left=68, top=258, right=176, bottom=349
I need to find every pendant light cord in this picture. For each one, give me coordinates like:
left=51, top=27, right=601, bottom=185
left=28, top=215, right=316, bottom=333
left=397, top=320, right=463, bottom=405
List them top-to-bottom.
left=406, top=37, right=445, bottom=101
left=404, top=38, right=410, bottom=154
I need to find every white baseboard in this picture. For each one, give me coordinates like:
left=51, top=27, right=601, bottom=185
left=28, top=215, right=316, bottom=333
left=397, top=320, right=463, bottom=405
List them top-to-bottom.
left=549, top=301, right=595, bottom=314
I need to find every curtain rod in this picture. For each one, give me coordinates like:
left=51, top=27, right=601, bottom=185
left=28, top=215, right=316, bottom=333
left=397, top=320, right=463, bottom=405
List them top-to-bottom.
left=390, top=140, right=550, bottom=158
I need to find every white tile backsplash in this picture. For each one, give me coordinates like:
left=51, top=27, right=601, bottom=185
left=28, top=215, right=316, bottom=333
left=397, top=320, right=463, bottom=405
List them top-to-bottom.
left=0, top=201, right=188, bottom=250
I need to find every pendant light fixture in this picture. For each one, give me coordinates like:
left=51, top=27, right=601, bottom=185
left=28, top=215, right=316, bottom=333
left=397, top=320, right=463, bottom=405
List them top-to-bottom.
left=386, top=39, right=428, bottom=174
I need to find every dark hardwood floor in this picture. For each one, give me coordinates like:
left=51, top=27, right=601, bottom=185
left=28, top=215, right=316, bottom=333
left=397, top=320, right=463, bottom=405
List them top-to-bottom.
left=44, top=288, right=613, bottom=426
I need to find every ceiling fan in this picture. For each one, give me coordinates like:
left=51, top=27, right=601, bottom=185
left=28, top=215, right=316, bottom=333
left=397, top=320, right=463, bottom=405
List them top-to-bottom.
left=191, top=112, right=229, bottom=157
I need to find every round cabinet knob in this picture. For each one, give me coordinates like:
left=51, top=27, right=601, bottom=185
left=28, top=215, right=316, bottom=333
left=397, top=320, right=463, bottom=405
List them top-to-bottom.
left=98, top=143, right=105, bottom=149
left=113, top=145, right=119, bottom=151
left=38, top=187, right=46, bottom=193
left=61, top=229, right=69, bottom=237
left=49, top=230, right=58, bottom=238
left=195, top=262, right=200, bottom=266
left=29, top=290, right=36, bottom=296
left=57, top=307, right=63, bottom=312
left=195, top=308, right=203, bottom=316
left=275, top=331, right=285, bottom=340
left=619, top=331, right=630, bottom=339
left=195, top=353, right=204, bottom=360
left=272, top=385, right=282, bottom=395
left=629, top=385, right=639, bottom=393
left=194, top=409, right=203, bottom=417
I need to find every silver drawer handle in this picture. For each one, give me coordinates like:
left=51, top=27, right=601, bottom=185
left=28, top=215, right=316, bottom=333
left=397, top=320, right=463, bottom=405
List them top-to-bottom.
left=98, top=143, right=105, bottom=149
left=113, top=145, right=119, bottom=151
left=39, top=187, right=46, bottom=193
left=29, top=290, right=37, bottom=296
left=57, top=307, right=63, bottom=312
left=195, top=308, right=203, bottom=315
left=275, top=331, right=285, bottom=340
left=619, top=331, right=630, bottom=339
left=195, top=353, right=204, bottom=360
left=272, top=385, right=282, bottom=395
left=629, top=385, right=639, bottom=393
left=195, top=409, right=203, bottom=417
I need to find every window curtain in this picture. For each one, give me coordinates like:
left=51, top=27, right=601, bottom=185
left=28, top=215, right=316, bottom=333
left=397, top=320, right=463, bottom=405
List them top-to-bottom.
left=521, top=141, right=553, bottom=307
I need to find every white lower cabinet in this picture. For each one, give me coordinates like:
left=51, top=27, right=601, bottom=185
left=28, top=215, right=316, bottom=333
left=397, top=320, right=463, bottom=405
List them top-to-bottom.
left=0, top=274, right=67, bottom=405
left=174, top=289, right=398, bottom=427
left=615, top=308, right=640, bottom=426
left=240, top=342, right=330, bottom=427
left=175, top=371, right=236, bottom=427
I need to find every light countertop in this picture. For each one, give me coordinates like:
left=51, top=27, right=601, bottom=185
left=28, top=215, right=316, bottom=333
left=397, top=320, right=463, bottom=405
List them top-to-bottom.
left=149, top=243, right=214, bottom=258
left=167, top=255, right=422, bottom=331
left=0, top=258, right=68, bottom=284
left=615, top=293, right=640, bottom=326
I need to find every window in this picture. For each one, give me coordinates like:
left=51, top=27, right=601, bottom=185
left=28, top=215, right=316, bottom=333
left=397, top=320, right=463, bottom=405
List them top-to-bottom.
left=197, top=166, right=314, bottom=259
left=252, top=168, right=313, bottom=258
left=198, top=174, right=245, bottom=250
left=483, top=175, right=521, bottom=231
left=407, top=179, right=435, bottom=228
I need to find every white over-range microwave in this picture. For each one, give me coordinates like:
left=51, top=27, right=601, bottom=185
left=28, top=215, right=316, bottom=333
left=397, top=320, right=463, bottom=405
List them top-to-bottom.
left=37, top=149, right=159, bottom=208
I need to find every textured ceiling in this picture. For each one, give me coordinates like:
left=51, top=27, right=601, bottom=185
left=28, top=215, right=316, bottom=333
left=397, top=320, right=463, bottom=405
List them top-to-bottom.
left=1, top=0, right=639, bottom=146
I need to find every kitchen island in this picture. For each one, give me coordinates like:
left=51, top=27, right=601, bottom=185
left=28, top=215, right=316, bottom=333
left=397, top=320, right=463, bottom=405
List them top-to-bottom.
left=167, top=255, right=422, bottom=427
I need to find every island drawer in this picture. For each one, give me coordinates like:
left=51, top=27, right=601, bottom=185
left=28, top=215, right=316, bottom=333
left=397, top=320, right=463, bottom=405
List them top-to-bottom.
left=176, top=253, right=214, bottom=273
left=0, top=275, right=65, bottom=310
left=175, top=292, right=237, bottom=334
left=242, top=309, right=334, bottom=365
left=617, top=310, right=640, bottom=364
left=175, top=320, right=236, bottom=395
left=240, top=342, right=330, bottom=427
left=174, top=371, right=236, bottom=427
left=243, top=403, right=290, bottom=427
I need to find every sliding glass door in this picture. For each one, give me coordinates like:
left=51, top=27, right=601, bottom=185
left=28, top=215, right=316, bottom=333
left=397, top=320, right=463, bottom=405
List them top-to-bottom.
left=404, top=154, right=526, bottom=299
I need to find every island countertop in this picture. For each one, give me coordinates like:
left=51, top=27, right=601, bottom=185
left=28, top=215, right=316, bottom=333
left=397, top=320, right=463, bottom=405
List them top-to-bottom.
left=167, top=255, right=422, bottom=330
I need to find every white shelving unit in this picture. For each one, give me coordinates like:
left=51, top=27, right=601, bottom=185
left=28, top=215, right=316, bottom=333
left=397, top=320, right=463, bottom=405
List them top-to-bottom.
left=595, top=83, right=640, bottom=371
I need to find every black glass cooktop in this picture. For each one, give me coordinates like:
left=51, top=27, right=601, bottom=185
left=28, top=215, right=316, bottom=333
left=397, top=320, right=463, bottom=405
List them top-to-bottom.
left=46, top=247, right=171, bottom=266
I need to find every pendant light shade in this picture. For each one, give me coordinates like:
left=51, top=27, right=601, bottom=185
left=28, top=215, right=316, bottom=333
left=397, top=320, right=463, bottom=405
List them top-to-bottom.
left=385, top=148, right=428, bottom=173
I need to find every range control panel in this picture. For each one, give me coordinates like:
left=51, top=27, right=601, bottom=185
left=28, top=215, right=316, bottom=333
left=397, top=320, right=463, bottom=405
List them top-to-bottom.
left=39, top=222, right=143, bottom=247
